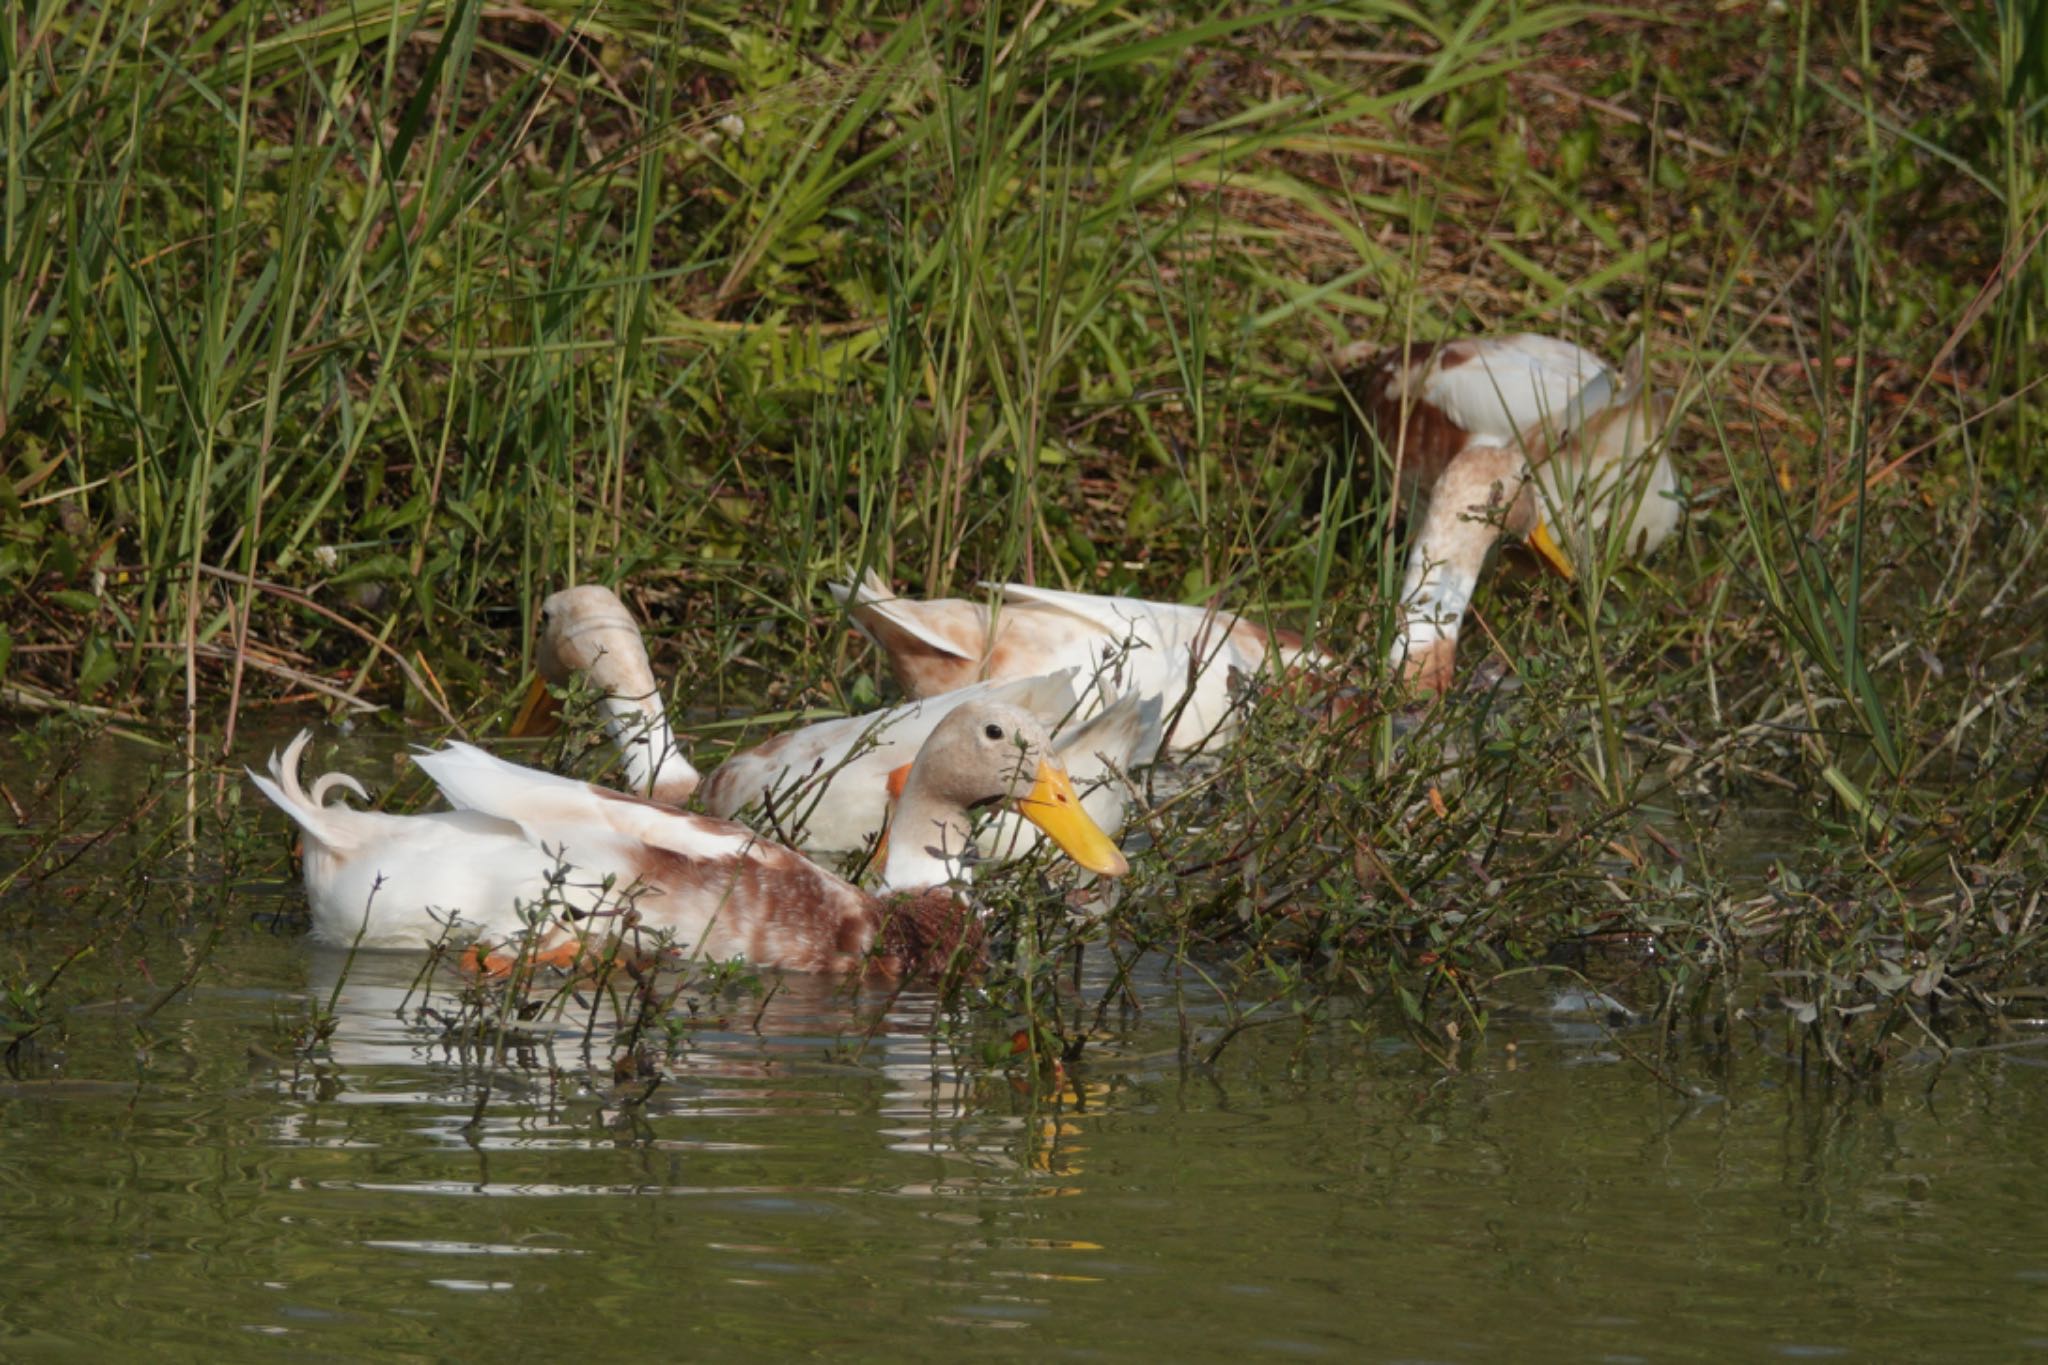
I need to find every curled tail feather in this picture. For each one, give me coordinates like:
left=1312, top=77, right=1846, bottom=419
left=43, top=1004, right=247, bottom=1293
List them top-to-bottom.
left=247, top=729, right=368, bottom=852
left=310, top=771, right=370, bottom=806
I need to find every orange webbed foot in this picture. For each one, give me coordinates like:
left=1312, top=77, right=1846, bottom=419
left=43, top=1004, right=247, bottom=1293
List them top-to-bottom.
left=460, top=935, right=643, bottom=979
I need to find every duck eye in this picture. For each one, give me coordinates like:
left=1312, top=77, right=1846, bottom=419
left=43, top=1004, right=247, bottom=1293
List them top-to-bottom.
left=983, top=723, right=1004, bottom=740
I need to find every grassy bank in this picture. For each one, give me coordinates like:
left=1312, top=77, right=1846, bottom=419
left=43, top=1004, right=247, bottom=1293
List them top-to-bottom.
left=2, top=0, right=2044, bottom=1079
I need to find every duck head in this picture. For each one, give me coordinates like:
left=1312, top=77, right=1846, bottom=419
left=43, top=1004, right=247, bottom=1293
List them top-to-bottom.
left=881, top=701, right=1130, bottom=892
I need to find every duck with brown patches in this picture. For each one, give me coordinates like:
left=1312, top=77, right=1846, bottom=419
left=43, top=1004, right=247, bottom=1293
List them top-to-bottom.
left=1336, top=333, right=1681, bottom=693
left=828, top=572, right=1322, bottom=753
left=514, top=585, right=1162, bottom=858
left=248, top=701, right=1129, bottom=976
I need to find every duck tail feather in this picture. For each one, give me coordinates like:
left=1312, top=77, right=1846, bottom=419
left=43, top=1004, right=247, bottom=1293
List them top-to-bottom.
left=829, top=568, right=976, bottom=662
left=248, top=730, right=362, bottom=851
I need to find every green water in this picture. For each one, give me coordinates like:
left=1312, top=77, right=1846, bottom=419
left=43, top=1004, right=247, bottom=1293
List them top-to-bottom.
left=4, top=734, right=2048, bottom=1361
left=6, top=932, right=2048, bottom=1361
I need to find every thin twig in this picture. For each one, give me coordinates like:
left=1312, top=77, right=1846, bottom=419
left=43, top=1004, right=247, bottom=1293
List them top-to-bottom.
left=195, top=563, right=465, bottom=731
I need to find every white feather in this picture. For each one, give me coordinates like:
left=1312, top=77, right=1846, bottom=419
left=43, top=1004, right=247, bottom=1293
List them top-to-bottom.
left=1418, top=334, right=1615, bottom=442
left=828, top=568, right=978, bottom=662
left=980, top=582, right=1311, bottom=751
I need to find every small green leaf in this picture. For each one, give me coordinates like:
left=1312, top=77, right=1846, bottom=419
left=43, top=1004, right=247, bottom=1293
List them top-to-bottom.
left=1556, top=124, right=1598, bottom=184
left=328, top=552, right=410, bottom=586
left=49, top=589, right=100, bottom=614
left=77, top=632, right=119, bottom=699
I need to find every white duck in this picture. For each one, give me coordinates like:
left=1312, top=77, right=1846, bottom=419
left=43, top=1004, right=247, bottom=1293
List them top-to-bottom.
left=1338, top=333, right=1680, bottom=692
left=828, top=572, right=1319, bottom=752
left=508, top=584, right=699, bottom=804
left=514, top=585, right=1161, bottom=858
left=698, top=676, right=1161, bottom=858
left=248, top=702, right=1128, bottom=972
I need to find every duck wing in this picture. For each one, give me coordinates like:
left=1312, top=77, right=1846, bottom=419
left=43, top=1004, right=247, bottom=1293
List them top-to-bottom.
left=1414, top=334, right=1616, bottom=443
left=828, top=569, right=994, bottom=696
left=413, top=740, right=757, bottom=868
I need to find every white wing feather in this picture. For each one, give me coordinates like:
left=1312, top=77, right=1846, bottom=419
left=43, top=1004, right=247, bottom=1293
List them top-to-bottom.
left=1421, top=334, right=1616, bottom=442
left=827, top=567, right=978, bottom=661
left=413, top=741, right=756, bottom=863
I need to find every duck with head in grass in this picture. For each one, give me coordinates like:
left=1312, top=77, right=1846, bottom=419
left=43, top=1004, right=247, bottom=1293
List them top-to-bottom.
left=1335, top=333, right=1680, bottom=693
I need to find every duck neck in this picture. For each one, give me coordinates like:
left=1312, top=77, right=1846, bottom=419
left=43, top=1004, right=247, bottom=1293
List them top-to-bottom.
left=1396, top=439, right=1524, bottom=663
left=598, top=692, right=699, bottom=804
left=879, top=775, right=978, bottom=893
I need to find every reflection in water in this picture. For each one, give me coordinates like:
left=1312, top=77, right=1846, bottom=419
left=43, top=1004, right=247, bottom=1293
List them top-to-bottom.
left=4, top=922, right=2048, bottom=1358
left=292, top=945, right=1115, bottom=1210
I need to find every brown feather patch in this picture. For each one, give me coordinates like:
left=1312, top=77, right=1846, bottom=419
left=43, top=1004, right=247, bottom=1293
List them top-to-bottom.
left=1339, top=344, right=1475, bottom=498
left=872, top=888, right=986, bottom=979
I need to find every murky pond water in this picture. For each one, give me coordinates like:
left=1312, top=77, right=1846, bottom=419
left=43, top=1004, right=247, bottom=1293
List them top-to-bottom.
left=5, top=733, right=2048, bottom=1360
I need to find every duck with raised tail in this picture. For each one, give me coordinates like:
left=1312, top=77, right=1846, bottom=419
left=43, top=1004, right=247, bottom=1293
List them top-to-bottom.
left=249, top=700, right=1128, bottom=975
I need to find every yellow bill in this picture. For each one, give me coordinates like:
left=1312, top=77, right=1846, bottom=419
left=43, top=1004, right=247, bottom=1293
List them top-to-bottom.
left=1527, top=519, right=1576, bottom=580
left=509, top=675, right=562, bottom=738
left=1018, top=759, right=1130, bottom=878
